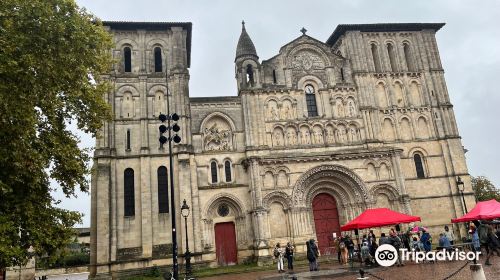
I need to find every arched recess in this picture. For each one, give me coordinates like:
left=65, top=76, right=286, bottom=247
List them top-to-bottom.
left=116, top=38, right=139, bottom=72
left=393, top=81, right=406, bottom=107
left=409, top=81, right=421, bottom=106
left=375, top=82, right=388, bottom=108
left=116, top=85, right=140, bottom=119
left=147, top=85, right=168, bottom=118
left=280, top=96, right=297, bottom=120
left=266, top=98, right=279, bottom=121
left=200, top=112, right=235, bottom=151
left=416, top=116, right=430, bottom=139
left=399, top=117, right=413, bottom=141
left=381, top=118, right=396, bottom=141
left=272, top=126, right=285, bottom=147
left=366, top=162, right=377, bottom=181
left=378, top=162, right=392, bottom=180
left=292, top=165, right=370, bottom=212
left=263, top=169, right=275, bottom=190
left=370, top=184, right=402, bottom=211
left=263, top=191, right=293, bottom=242
left=202, top=193, right=248, bottom=252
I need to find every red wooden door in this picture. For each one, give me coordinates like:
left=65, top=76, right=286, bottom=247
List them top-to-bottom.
left=312, top=193, right=341, bottom=254
left=214, top=222, right=238, bottom=265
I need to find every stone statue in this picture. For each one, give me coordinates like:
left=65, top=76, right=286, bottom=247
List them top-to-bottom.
left=336, top=100, right=344, bottom=118
left=348, top=100, right=356, bottom=117
left=282, top=105, right=290, bottom=120
left=271, top=107, right=279, bottom=120
left=337, top=126, right=347, bottom=143
left=350, top=127, right=358, bottom=142
left=326, top=128, right=335, bottom=144
left=303, top=129, right=311, bottom=145
left=313, top=129, right=323, bottom=144
left=274, top=130, right=283, bottom=146
left=287, top=130, right=297, bottom=145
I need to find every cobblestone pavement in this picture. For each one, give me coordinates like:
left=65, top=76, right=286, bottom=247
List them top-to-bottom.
left=201, top=259, right=500, bottom=280
left=331, top=260, right=500, bottom=280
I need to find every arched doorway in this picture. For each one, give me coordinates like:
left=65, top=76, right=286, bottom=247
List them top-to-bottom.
left=312, top=193, right=341, bottom=254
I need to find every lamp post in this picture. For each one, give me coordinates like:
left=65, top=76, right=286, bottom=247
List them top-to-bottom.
left=159, top=71, right=182, bottom=280
left=456, top=176, right=470, bottom=241
left=457, top=176, right=468, bottom=213
left=181, top=199, right=192, bottom=278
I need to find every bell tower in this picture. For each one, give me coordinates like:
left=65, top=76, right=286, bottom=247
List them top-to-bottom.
left=235, top=21, right=261, bottom=90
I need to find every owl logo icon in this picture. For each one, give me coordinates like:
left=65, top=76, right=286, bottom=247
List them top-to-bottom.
left=375, top=244, right=398, bottom=267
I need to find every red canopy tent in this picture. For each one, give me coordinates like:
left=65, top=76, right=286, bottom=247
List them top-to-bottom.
left=451, top=199, right=500, bottom=223
left=341, top=208, right=421, bottom=231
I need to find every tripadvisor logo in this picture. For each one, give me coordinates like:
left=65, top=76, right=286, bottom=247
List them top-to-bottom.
left=375, top=244, right=481, bottom=267
left=375, top=244, right=398, bottom=267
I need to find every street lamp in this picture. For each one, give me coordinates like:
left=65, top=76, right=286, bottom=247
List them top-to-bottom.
left=457, top=176, right=468, bottom=213
left=181, top=199, right=192, bottom=278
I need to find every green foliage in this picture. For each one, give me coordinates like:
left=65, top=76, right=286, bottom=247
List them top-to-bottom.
left=0, top=0, right=112, bottom=268
left=471, top=176, right=500, bottom=202
left=37, top=252, right=90, bottom=269
left=147, top=265, right=161, bottom=278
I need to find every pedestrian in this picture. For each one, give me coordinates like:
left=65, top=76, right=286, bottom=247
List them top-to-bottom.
left=478, top=222, right=490, bottom=256
left=469, top=224, right=481, bottom=253
left=485, top=224, right=500, bottom=266
left=443, top=225, right=455, bottom=246
left=389, top=229, right=404, bottom=266
left=420, top=229, right=432, bottom=258
left=368, top=230, right=377, bottom=246
left=401, top=230, right=411, bottom=250
left=379, top=233, right=389, bottom=245
left=438, top=233, right=452, bottom=252
left=340, top=235, right=348, bottom=265
left=346, top=235, right=355, bottom=263
left=412, top=236, right=421, bottom=251
left=333, top=237, right=341, bottom=263
left=360, top=237, right=372, bottom=266
left=307, top=239, right=319, bottom=271
left=285, top=242, right=294, bottom=270
left=273, top=243, right=285, bottom=273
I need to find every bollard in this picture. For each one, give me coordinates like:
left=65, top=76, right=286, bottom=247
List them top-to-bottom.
left=469, top=264, right=486, bottom=280
left=357, top=269, right=369, bottom=280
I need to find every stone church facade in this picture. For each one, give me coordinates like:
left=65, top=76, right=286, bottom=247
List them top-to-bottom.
left=90, top=21, right=474, bottom=278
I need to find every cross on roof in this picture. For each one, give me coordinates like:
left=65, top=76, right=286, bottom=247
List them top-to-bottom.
left=300, top=27, right=307, bottom=35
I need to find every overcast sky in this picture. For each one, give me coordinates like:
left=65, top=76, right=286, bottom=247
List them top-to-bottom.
left=55, top=0, right=500, bottom=227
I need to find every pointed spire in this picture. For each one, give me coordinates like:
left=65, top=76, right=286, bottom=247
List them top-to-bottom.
left=235, top=20, right=258, bottom=61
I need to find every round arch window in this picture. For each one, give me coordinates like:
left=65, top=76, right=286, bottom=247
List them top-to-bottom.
left=217, top=203, right=230, bottom=217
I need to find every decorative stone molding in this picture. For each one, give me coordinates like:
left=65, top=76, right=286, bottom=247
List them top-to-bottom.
left=292, top=165, right=370, bottom=206
left=262, top=191, right=291, bottom=210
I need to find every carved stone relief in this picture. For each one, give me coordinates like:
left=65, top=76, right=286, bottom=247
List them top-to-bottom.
left=291, top=51, right=325, bottom=71
left=203, top=117, right=232, bottom=151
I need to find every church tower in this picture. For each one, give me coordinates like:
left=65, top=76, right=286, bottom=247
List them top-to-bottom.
left=235, top=21, right=261, bottom=90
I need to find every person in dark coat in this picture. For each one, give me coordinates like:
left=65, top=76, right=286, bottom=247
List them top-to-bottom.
left=485, top=225, right=500, bottom=266
left=389, top=229, right=404, bottom=266
left=420, top=230, right=432, bottom=252
left=307, top=239, right=319, bottom=271
left=285, top=242, right=294, bottom=270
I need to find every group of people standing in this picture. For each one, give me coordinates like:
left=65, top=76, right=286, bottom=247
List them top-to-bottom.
left=272, top=222, right=500, bottom=273
left=470, top=222, right=500, bottom=265
left=273, top=239, right=321, bottom=273
left=273, top=242, right=295, bottom=273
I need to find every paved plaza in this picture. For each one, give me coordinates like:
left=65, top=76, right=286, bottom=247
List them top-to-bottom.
left=202, top=259, right=500, bottom=280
